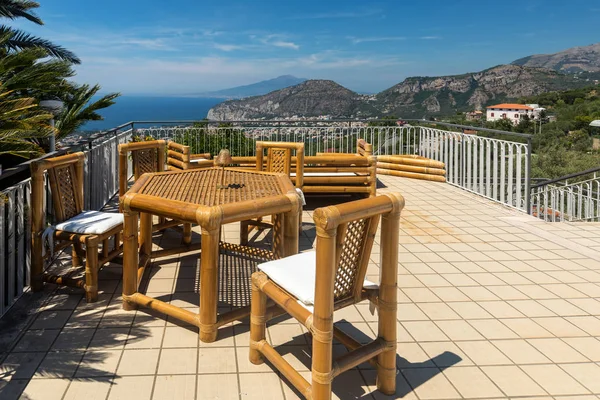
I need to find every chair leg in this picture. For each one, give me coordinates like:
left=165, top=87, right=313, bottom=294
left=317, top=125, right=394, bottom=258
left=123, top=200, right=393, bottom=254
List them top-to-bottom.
left=240, top=220, right=250, bottom=245
left=183, top=223, right=192, bottom=245
left=102, top=238, right=109, bottom=258
left=84, top=239, right=99, bottom=303
left=72, top=242, right=83, bottom=268
left=249, top=274, right=267, bottom=365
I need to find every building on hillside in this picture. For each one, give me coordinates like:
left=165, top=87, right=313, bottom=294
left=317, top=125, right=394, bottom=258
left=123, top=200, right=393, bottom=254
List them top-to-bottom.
left=486, top=103, right=534, bottom=125
left=465, top=110, right=483, bottom=121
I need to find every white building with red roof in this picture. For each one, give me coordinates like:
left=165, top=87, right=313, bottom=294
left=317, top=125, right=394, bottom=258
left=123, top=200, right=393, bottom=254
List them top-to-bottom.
left=486, top=103, right=534, bottom=125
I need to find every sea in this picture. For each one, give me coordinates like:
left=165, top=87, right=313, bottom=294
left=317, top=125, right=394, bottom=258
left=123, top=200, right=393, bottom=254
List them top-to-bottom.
left=83, top=96, right=224, bottom=131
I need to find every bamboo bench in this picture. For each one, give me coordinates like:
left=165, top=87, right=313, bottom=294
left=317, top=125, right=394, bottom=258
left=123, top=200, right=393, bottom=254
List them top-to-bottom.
left=295, top=139, right=376, bottom=197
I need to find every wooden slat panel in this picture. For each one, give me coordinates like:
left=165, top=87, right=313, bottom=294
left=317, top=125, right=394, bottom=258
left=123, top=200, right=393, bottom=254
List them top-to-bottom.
left=16, top=186, right=24, bottom=296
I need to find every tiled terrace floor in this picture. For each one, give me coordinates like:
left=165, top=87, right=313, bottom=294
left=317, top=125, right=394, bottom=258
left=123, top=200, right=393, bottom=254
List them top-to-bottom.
left=1, top=175, right=600, bottom=400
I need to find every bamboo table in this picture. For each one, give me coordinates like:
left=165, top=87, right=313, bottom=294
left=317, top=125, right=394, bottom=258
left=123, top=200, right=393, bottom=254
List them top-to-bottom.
left=120, top=167, right=301, bottom=342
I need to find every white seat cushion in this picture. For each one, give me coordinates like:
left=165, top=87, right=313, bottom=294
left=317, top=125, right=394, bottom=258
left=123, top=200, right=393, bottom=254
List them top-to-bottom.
left=189, top=158, right=209, bottom=163
left=290, top=172, right=358, bottom=177
left=56, top=211, right=123, bottom=235
left=258, top=251, right=377, bottom=305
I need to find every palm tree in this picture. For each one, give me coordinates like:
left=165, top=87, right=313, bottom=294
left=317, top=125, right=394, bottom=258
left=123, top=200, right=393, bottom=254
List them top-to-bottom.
left=0, top=0, right=80, bottom=63
left=56, top=84, right=120, bottom=139
left=0, top=86, right=53, bottom=158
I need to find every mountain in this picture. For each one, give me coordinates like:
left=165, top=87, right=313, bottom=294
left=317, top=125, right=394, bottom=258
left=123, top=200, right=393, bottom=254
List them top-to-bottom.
left=512, top=43, right=600, bottom=73
left=374, top=64, right=586, bottom=115
left=208, top=65, right=586, bottom=119
left=194, top=75, right=306, bottom=99
left=207, top=80, right=377, bottom=120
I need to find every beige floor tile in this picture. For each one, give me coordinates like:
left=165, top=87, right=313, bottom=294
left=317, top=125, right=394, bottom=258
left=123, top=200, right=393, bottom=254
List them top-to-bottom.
left=459, top=286, right=500, bottom=301
left=429, top=287, right=470, bottom=302
left=402, top=288, right=441, bottom=302
left=508, top=300, right=556, bottom=317
left=448, top=301, right=492, bottom=319
left=480, top=301, right=525, bottom=318
left=416, top=302, right=461, bottom=321
left=397, top=304, right=429, bottom=321
left=30, top=310, right=73, bottom=330
left=566, top=316, right=600, bottom=335
left=533, top=317, right=588, bottom=337
left=500, top=318, right=554, bottom=339
left=468, top=319, right=519, bottom=339
left=435, top=320, right=484, bottom=341
left=402, top=321, right=449, bottom=342
left=267, top=323, right=308, bottom=346
left=162, top=325, right=199, bottom=348
left=124, top=326, right=165, bottom=349
left=88, top=327, right=130, bottom=350
left=13, top=329, right=61, bottom=352
left=562, top=337, right=600, bottom=361
left=527, top=338, right=589, bottom=363
left=491, top=339, right=551, bottom=364
left=419, top=341, right=473, bottom=367
left=456, top=341, right=512, bottom=366
left=395, top=342, right=436, bottom=368
left=236, top=346, right=277, bottom=373
left=197, top=347, right=236, bottom=373
left=157, top=348, right=198, bottom=375
left=117, top=349, right=160, bottom=375
left=75, top=350, right=122, bottom=377
left=34, top=351, right=84, bottom=379
left=1, top=352, right=46, bottom=380
left=560, top=363, right=600, bottom=393
left=521, top=364, right=589, bottom=396
left=482, top=365, right=546, bottom=396
left=444, top=366, right=504, bottom=398
left=402, top=367, right=461, bottom=399
left=361, top=369, right=418, bottom=400
left=239, top=372, right=284, bottom=399
left=153, top=374, right=196, bottom=399
left=197, top=374, right=240, bottom=399
left=108, top=375, right=154, bottom=400
left=20, top=378, right=70, bottom=400
left=63, top=379, right=112, bottom=400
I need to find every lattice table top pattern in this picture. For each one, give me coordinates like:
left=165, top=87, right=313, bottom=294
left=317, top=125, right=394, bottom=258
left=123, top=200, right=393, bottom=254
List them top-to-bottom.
left=136, top=167, right=292, bottom=206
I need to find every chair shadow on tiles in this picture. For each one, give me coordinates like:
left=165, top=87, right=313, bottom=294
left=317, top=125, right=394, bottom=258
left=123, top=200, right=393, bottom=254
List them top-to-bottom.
left=271, top=320, right=462, bottom=399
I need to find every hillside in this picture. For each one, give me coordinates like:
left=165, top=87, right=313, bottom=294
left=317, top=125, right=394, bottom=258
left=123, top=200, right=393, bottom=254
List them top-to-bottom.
left=512, top=43, right=600, bottom=73
left=208, top=65, right=586, bottom=120
left=374, top=65, right=585, bottom=116
left=194, top=75, right=306, bottom=99
left=207, top=80, right=376, bottom=120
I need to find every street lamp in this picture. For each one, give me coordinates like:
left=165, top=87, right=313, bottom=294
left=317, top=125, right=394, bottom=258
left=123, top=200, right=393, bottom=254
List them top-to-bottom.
left=39, top=99, right=64, bottom=153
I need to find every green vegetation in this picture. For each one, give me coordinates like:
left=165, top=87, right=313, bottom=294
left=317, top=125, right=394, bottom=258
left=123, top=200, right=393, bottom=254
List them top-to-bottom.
left=0, top=1, right=119, bottom=165
left=448, top=84, right=600, bottom=179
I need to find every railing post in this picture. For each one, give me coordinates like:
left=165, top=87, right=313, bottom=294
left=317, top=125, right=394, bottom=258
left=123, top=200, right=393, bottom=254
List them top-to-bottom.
left=525, top=137, right=532, bottom=214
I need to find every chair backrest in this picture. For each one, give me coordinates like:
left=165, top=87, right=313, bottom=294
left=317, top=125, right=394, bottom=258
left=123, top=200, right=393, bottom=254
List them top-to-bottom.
left=356, top=139, right=373, bottom=157
left=118, top=140, right=166, bottom=197
left=166, top=141, right=191, bottom=170
left=166, top=141, right=212, bottom=170
left=255, top=141, right=305, bottom=189
left=30, top=152, right=85, bottom=224
left=313, top=193, right=403, bottom=304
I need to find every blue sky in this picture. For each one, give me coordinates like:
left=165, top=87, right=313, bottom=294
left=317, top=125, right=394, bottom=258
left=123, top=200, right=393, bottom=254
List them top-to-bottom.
left=16, top=0, right=600, bottom=95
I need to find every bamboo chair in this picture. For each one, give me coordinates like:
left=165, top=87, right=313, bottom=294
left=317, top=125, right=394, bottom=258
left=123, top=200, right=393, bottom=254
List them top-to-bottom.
left=118, top=140, right=193, bottom=243
left=166, top=141, right=213, bottom=170
left=240, top=141, right=305, bottom=245
left=31, top=153, right=123, bottom=303
left=249, top=193, right=404, bottom=399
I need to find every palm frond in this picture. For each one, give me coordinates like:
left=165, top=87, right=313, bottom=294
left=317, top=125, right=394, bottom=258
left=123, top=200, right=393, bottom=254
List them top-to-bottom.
left=0, top=0, right=43, bottom=25
left=0, top=26, right=80, bottom=63
left=56, top=84, right=120, bottom=139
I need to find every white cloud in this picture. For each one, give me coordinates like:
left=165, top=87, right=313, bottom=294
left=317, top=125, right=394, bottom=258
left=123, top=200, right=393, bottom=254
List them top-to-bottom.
left=289, top=9, right=382, bottom=19
left=351, top=36, right=406, bottom=44
left=420, top=36, right=441, bottom=40
left=271, top=41, right=300, bottom=50
left=212, top=43, right=246, bottom=51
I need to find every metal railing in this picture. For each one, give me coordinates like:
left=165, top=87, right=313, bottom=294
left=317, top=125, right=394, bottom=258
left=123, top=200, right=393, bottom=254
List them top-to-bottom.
left=0, top=118, right=531, bottom=317
left=133, top=120, right=532, bottom=212
left=0, top=127, right=132, bottom=316
left=530, top=167, right=600, bottom=222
